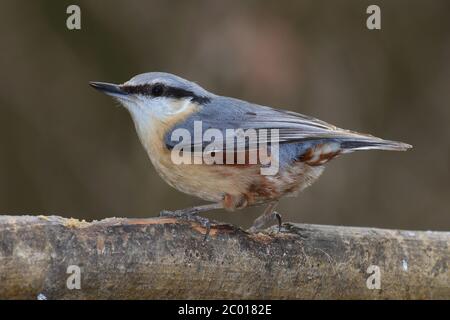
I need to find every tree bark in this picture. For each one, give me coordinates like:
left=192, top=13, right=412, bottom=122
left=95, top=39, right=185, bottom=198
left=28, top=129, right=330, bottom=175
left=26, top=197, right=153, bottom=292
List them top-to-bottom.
left=0, top=215, right=448, bottom=299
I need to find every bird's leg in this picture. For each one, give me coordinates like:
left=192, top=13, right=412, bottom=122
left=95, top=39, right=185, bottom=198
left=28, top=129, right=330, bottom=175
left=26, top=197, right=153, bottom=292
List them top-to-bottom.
left=248, top=201, right=281, bottom=233
left=159, top=203, right=223, bottom=240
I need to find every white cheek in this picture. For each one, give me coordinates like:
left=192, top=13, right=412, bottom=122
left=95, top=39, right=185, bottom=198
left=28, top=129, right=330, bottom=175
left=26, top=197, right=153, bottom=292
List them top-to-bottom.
left=119, top=96, right=194, bottom=132
left=145, top=97, right=193, bottom=119
left=147, top=97, right=171, bottom=118
left=165, top=98, right=192, bottom=116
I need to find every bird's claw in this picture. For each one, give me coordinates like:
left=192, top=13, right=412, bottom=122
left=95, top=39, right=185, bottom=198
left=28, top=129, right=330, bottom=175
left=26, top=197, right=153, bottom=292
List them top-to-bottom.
left=159, top=209, right=211, bottom=241
left=247, top=211, right=283, bottom=233
left=273, top=211, right=282, bottom=232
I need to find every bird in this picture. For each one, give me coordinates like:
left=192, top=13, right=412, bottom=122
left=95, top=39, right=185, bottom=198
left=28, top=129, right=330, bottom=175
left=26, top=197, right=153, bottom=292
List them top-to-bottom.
left=90, top=72, right=411, bottom=232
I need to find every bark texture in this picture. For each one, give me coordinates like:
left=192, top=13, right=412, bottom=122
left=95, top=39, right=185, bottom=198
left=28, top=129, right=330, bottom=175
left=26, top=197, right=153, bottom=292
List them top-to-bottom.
left=0, top=215, right=448, bottom=299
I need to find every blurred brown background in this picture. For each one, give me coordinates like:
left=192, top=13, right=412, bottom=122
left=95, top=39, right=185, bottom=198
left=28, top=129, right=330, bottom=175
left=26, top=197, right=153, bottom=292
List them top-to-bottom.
left=0, top=0, right=448, bottom=231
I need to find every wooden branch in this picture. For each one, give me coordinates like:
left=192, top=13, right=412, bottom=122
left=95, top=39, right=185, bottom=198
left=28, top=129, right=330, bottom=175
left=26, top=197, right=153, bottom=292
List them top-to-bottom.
left=0, top=215, right=448, bottom=299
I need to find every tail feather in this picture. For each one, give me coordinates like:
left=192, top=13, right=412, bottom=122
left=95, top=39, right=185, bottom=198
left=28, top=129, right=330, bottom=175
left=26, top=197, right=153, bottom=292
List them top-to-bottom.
left=339, top=139, right=412, bottom=152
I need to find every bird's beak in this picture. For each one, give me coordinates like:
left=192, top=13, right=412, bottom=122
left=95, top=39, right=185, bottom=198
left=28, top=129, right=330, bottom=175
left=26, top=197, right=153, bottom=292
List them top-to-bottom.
left=89, top=81, right=128, bottom=97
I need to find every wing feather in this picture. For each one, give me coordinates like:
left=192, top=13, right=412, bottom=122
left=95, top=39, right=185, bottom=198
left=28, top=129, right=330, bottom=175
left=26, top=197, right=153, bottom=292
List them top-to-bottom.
left=165, top=96, right=411, bottom=153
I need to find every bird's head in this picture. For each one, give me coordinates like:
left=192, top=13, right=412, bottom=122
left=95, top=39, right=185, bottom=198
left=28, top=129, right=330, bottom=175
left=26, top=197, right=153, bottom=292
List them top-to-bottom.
left=90, top=72, right=212, bottom=131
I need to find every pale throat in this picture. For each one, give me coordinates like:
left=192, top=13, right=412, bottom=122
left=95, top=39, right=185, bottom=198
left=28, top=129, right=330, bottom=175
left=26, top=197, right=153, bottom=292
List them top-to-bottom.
left=126, top=97, right=200, bottom=156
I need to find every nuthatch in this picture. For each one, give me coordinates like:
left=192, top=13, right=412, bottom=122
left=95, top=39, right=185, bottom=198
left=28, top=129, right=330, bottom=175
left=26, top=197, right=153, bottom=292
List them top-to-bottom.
left=90, top=72, right=411, bottom=232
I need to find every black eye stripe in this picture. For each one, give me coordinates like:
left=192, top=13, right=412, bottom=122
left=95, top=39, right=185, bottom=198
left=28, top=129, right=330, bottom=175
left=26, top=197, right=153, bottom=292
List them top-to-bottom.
left=121, top=83, right=210, bottom=104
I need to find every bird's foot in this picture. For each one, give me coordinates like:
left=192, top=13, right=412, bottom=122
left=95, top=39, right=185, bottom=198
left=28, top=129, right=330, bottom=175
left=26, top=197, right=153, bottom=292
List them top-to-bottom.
left=160, top=209, right=211, bottom=241
left=248, top=211, right=283, bottom=233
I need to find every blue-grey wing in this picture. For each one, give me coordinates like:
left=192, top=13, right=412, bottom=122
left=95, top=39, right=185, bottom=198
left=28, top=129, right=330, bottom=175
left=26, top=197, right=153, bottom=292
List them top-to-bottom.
left=165, top=96, right=410, bottom=161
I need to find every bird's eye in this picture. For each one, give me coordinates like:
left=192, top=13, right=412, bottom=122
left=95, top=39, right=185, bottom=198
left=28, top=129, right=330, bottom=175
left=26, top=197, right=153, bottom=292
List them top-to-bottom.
left=151, top=84, right=164, bottom=97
